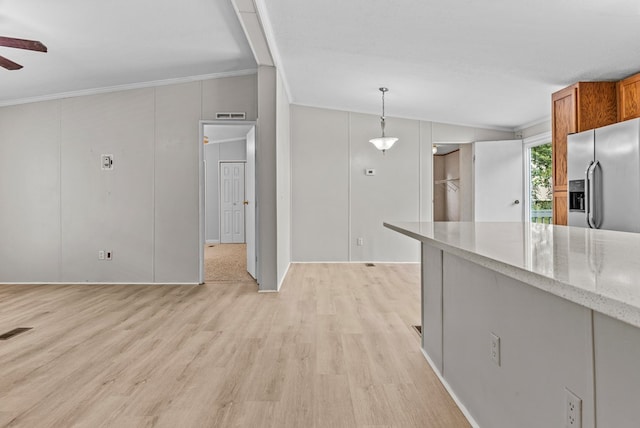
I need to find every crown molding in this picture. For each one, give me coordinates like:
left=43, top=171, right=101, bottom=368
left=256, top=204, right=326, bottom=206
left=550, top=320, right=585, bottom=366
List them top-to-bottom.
left=0, top=69, right=258, bottom=108
left=514, top=115, right=551, bottom=132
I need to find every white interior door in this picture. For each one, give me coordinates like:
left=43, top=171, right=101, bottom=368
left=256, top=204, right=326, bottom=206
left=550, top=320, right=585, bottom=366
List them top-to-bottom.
left=245, top=127, right=256, bottom=279
left=474, top=139, right=524, bottom=221
left=220, top=162, right=246, bottom=243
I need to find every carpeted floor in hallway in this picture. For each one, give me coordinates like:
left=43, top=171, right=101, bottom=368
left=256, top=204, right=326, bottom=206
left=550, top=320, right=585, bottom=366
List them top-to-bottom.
left=205, top=243, right=255, bottom=282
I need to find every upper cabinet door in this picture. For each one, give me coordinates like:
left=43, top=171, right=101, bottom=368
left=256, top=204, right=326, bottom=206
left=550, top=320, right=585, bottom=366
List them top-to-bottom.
left=618, top=73, right=640, bottom=122
left=552, top=85, right=578, bottom=193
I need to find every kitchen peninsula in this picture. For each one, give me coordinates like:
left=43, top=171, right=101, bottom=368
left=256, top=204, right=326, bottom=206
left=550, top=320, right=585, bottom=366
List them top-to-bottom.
left=384, top=221, right=640, bottom=428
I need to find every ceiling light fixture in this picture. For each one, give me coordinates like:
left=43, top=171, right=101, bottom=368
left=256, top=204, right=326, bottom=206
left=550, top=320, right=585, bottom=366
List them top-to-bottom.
left=369, top=87, right=398, bottom=154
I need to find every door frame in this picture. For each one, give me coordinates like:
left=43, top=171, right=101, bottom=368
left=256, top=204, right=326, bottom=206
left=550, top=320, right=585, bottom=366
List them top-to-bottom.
left=199, top=120, right=257, bottom=284
left=523, top=132, right=552, bottom=223
left=219, top=160, right=247, bottom=244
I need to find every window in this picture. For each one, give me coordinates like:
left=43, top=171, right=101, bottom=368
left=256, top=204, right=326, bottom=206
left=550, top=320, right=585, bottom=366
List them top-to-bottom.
left=524, top=133, right=552, bottom=223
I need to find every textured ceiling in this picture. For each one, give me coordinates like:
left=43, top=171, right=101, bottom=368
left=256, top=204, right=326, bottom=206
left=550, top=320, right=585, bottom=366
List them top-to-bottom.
left=0, top=0, right=256, bottom=104
left=258, top=0, right=640, bottom=130
left=3, top=1, right=640, bottom=130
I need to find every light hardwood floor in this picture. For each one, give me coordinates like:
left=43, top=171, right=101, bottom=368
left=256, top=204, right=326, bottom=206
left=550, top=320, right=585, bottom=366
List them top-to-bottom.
left=0, top=263, right=469, bottom=428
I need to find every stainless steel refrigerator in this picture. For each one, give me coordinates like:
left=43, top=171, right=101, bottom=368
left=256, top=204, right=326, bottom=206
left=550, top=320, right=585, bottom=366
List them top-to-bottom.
left=567, top=118, right=640, bottom=232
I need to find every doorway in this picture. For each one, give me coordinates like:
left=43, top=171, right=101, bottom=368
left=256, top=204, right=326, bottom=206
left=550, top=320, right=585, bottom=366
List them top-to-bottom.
left=199, top=121, right=257, bottom=283
left=524, top=134, right=553, bottom=223
left=433, top=143, right=474, bottom=221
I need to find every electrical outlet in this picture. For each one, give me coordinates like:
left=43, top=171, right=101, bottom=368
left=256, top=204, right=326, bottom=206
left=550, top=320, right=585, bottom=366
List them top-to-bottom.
left=101, top=154, right=114, bottom=171
left=357, top=238, right=364, bottom=246
left=98, top=250, right=105, bottom=260
left=105, top=251, right=113, bottom=261
left=490, top=332, right=500, bottom=366
left=565, top=388, right=582, bottom=428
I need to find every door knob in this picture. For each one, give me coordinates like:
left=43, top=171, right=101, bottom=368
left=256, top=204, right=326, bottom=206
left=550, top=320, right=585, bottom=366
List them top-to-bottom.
left=243, top=200, right=249, bottom=205
left=514, top=200, right=520, bottom=205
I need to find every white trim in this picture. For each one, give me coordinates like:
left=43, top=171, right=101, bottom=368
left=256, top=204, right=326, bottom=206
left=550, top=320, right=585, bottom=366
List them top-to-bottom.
left=253, top=0, right=293, bottom=103
left=0, top=69, right=258, bottom=108
left=290, top=102, right=516, bottom=133
left=514, top=116, right=551, bottom=132
left=199, top=120, right=258, bottom=286
left=199, top=121, right=206, bottom=284
left=523, top=131, right=552, bottom=146
left=523, top=132, right=553, bottom=224
left=208, top=137, right=247, bottom=145
left=205, top=240, right=221, bottom=245
left=291, top=261, right=420, bottom=265
left=277, top=262, right=291, bottom=291
left=0, top=282, right=200, bottom=286
left=258, top=289, right=278, bottom=293
left=420, top=348, right=480, bottom=428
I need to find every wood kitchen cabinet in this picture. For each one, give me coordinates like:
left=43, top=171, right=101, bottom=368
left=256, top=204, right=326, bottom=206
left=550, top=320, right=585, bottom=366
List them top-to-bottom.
left=617, top=72, right=640, bottom=122
left=551, top=82, right=617, bottom=225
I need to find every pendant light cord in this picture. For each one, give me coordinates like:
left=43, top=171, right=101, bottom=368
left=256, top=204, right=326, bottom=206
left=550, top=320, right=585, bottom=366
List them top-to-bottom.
left=380, top=89, right=386, bottom=137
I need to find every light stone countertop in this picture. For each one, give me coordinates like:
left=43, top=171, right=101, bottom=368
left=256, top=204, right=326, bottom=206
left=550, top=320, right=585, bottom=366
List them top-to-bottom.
left=384, top=221, right=640, bottom=329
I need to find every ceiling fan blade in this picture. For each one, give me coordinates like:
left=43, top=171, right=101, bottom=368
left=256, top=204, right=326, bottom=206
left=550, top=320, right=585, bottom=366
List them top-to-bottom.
left=0, top=36, right=47, bottom=52
left=0, top=54, right=23, bottom=70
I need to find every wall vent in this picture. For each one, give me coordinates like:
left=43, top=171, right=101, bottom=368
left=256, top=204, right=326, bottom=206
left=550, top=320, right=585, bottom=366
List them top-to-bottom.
left=216, top=112, right=246, bottom=120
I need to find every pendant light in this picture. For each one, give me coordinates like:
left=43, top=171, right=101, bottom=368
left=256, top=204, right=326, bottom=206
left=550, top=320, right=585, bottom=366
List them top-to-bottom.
left=369, top=87, right=398, bottom=154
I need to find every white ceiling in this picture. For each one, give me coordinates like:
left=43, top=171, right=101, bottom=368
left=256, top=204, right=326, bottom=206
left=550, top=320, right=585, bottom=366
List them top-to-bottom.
left=0, top=0, right=256, bottom=104
left=258, top=0, right=640, bottom=130
left=3, top=1, right=640, bottom=131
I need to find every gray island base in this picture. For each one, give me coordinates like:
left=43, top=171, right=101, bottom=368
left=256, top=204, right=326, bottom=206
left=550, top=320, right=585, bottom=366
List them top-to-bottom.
left=384, top=221, right=640, bottom=428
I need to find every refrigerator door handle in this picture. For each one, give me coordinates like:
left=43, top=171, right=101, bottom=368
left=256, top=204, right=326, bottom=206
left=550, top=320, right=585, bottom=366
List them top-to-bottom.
left=588, top=160, right=600, bottom=229
left=585, top=161, right=594, bottom=228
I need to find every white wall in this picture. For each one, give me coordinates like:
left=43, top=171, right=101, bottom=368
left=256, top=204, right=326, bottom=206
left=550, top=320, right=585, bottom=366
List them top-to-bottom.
left=256, top=66, right=278, bottom=290
left=276, top=71, right=291, bottom=288
left=0, top=74, right=257, bottom=283
left=0, top=100, right=62, bottom=281
left=290, top=105, right=514, bottom=262
left=291, top=106, right=350, bottom=261
left=349, top=113, right=421, bottom=262
left=518, top=120, right=551, bottom=139
left=205, top=140, right=247, bottom=243
left=459, top=144, right=474, bottom=221
left=433, top=151, right=461, bottom=221
left=433, top=155, right=446, bottom=221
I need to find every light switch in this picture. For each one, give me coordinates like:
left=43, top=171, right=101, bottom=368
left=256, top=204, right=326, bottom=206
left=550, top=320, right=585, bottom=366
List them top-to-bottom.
left=365, top=168, right=376, bottom=176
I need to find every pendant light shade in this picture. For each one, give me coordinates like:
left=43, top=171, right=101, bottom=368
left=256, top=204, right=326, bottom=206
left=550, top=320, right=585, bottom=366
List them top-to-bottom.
left=369, top=87, right=398, bottom=153
left=370, top=136, right=399, bottom=151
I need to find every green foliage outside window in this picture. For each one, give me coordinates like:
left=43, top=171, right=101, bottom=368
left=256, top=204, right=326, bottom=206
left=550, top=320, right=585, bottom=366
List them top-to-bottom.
left=531, top=143, right=552, bottom=211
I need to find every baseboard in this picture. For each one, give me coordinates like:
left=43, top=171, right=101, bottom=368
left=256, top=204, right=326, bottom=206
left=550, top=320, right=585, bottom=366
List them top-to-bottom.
left=206, top=239, right=220, bottom=245
left=291, top=261, right=420, bottom=264
left=277, top=262, right=291, bottom=291
left=0, top=282, right=200, bottom=286
left=258, top=289, right=278, bottom=293
left=420, top=348, right=480, bottom=428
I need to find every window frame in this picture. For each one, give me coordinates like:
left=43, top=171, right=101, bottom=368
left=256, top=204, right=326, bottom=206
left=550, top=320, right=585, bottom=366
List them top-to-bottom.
left=523, top=132, right=552, bottom=223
